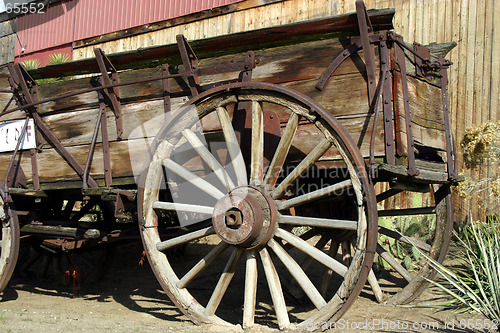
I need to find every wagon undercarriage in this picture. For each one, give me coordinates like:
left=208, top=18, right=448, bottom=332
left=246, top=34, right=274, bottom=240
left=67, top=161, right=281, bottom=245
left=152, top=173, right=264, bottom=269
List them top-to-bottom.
left=0, top=1, right=459, bottom=330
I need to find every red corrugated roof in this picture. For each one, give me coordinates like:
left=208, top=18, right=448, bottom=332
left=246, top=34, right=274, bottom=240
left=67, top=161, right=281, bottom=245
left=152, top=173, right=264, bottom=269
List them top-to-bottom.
left=16, top=0, right=241, bottom=56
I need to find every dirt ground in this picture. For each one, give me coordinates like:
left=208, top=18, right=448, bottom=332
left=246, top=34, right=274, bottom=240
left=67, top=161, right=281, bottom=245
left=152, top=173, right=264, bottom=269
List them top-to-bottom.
left=0, top=242, right=496, bottom=333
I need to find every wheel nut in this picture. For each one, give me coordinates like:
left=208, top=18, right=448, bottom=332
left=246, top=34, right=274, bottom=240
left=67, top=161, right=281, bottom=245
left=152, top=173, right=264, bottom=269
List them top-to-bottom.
left=225, top=209, right=243, bottom=229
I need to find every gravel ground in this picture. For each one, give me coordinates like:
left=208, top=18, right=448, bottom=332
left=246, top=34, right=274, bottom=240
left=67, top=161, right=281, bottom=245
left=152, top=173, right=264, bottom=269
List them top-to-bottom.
left=1, top=242, right=496, bottom=333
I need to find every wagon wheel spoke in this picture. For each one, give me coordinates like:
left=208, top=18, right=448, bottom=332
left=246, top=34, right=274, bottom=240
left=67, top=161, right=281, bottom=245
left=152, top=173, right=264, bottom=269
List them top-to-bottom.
left=250, top=101, right=264, bottom=186
left=216, top=106, right=247, bottom=186
left=263, top=113, right=300, bottom=190
left=181, top=129, right=235, bottom=190
left=271, top=138, right=332, bottom=199
left=162, top=158, right=225, bottom=199
left=276, top=179, right=353, bottom=210
left=153, top=201, right=214, bottom=215
left=278, top=214, right=357, bottom=231
left=379, top=226, right=431, bottom=252
left=156, top=227, right=215, bottom=252
left=275, top=228, right=347, bottom=277
left=268, top=238, right=326, bottom=309
left=177, top=242, right=230, bottom=289
left=376, top=244, right=413, bottom=282
left=205, top=247, right=244, bottom=316
left=259, top=247, right=290, bottom=329
left=243, top=249, right=258, bottom=328
left=367, top=268, right=384, bottom=303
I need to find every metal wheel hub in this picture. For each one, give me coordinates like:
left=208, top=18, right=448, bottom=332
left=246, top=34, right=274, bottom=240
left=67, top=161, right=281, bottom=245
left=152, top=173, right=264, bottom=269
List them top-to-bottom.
left=212, top=186, right=276, bottom=249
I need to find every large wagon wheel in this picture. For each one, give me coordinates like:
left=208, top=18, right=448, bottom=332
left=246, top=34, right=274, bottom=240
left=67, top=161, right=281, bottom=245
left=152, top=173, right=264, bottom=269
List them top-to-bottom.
left=138, top=82, right=377, bottom=329
left=0, top=182, right=19, bottom=293
left=370, top=182, right=453, bottom=304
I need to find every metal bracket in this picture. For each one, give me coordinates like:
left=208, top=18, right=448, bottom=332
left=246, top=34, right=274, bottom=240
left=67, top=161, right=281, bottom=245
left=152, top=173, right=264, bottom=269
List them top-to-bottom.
left=356, top=0, right=377, bottom=103
left=177, top=34, right=201, bottom=97
left=413, top=43, right=432, bottom=78
left=94, top=48, right=123, bottom=140
left=438, top=58, right=459, bottom=181
left=8, top=63, right=98, bottom=188
left=161, top=63, right=172, bottom=123
left=83, top=78, right=112, bottom=189
left=114, top=190, right=136, bottom=219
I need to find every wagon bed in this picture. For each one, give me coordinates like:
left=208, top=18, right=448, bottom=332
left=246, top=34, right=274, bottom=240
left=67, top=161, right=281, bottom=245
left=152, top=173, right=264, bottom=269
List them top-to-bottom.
left=0, top=2, right=458, bottom=330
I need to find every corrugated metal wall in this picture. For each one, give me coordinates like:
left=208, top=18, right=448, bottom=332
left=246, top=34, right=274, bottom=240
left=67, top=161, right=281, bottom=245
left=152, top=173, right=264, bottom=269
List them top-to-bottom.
left=15, top=0, right=241, bottom=58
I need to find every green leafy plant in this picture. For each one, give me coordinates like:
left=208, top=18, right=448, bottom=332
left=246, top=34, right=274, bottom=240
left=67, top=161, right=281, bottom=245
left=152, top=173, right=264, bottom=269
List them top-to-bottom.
left=47, top=52, right=70, bottom=65
left=20, top=53, right=70, bottom=85
left=20, top=59, right=41, bottom=70
left=377, top=193, right=436, bottom=271
left=420, top=219, right=500, bottom=331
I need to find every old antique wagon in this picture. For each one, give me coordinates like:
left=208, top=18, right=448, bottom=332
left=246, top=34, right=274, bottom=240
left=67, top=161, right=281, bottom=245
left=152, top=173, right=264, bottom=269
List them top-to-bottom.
left=0, top=1, right=458, bottom=330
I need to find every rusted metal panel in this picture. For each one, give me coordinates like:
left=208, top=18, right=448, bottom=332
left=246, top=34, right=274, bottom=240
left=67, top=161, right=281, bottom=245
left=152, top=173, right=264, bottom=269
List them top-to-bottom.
left=14, top=0, right=242, bottom=57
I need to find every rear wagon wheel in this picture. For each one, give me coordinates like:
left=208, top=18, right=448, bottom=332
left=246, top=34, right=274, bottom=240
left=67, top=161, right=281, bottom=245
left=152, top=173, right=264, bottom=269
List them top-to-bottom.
left=0, top=183, right=19, bottom=293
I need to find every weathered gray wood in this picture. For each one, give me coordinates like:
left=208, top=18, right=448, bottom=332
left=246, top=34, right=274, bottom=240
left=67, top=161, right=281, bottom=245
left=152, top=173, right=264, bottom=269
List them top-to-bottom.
left=0, top=21, right=16, bottom=65
left=0, top=25, right=448, bottom=187
left=250, top=101, right=263, bottom=186
left=216, top=106, right=247, bottom=186
left=182, top=129, right=235, bottom=190
left=271, top=138, right=332, bottom=199
left=162, top=158, right=225, bottom=199
left=377, top=163, right=449, bottom=183
left=276, top=179, right=352, bottom=210
left=152, top=201, right=214, bottom=215
left=278, top=214, right=357, bottom=230
left=20, top=224, right=101, bottom=239
left=155, top=226, right=215, bottom=252
left=274, top=228, right=347, bottom=277
left=267, top=238, right=327, bottom=309
left=177, top=242, right=230, bottom=289
left=376, top=244, right=413, bottom=283
left=204, top=247, right=244, bottom=316
left=259, top=247, right=289, bottom=330
left=243, top=249, right=258, bottom=329
left=367, top=269, right=385, bottom=303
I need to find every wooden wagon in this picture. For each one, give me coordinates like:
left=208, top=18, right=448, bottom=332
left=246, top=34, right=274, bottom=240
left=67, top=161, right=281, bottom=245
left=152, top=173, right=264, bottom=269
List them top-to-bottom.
left=0, top=1, right=459, bottom=329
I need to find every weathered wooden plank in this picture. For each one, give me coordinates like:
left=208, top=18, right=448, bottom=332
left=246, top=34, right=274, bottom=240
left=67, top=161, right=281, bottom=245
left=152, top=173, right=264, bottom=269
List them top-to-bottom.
left=481, top=0, right=493, bottom=124
left=491, top=0, right=500, bottom=122
left=29, top=8, right=394, bottom=79
left=1, top=38, right=375, bottom=120
left=392, top=71, right=447, bottom=157
left=0, top=110, right=385, bottom=185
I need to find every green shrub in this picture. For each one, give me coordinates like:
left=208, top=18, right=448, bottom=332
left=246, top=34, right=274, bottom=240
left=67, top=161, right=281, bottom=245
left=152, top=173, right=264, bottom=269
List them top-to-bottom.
left=47, top=53, right=70, bottom=65
left=20, top=59, right=41, bottom=70
left=421, top=218, right=500, bottom=331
